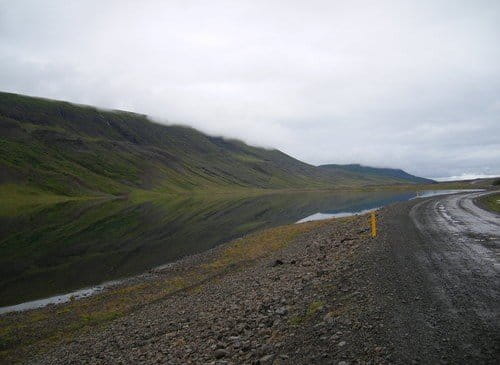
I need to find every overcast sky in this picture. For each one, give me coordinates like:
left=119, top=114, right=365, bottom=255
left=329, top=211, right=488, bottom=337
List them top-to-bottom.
left=1, top=0, right=499, bottom=179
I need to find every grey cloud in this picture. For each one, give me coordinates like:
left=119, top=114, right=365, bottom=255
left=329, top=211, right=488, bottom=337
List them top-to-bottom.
left=1, top=0, right=499, bottom=179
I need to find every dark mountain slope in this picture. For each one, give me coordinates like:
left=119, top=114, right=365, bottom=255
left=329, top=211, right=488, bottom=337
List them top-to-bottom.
left=0, top=92, right=431, bottom=196
left=319, top=164, right=434, bottom=184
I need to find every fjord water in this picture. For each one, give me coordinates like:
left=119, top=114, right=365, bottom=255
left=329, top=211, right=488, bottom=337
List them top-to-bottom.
left=0, top=190, right=467, bottom=308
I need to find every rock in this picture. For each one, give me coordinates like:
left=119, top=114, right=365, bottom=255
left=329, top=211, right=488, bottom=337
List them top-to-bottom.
left=272, top=259, right=284, bottom=267
left=316, top=270, right=328, bottom=277
left=275, top=306, right=288, bottom=316
left=323, top=312, right=335, bottom=324
left=336, top=315, right=352, bottom=326
left=164, top=332, right=177, bottom=339
left=338, top=341, right=347, bottom=347
left=241, top=342, right=251, bottom=352
left=259, top=344, right=273, bottom=355
left=214, top=349, right=229, bottom=359
left=259, top=354, right=275, bottom=364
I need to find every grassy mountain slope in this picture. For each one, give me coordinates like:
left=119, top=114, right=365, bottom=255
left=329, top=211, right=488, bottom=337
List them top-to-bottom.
left=0, top=92, right=431, bottom=197
left=319, top=164, right=434, bottom=184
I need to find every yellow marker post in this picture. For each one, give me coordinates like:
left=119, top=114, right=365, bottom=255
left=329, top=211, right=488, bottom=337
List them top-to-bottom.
left=370, top=211, right=377, bottom=238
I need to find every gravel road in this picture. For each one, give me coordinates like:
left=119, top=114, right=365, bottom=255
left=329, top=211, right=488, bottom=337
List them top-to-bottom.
left=27, top=191, right=499, bottom=364
left=364, top=191, right=499, bottom=363
left=410, top=191, right=499, bottom=324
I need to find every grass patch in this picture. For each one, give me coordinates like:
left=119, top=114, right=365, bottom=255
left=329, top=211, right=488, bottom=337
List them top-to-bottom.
left=0, top=184, right=92, bottom=217
left=479, top=193, right=500, bottom=213
left=205, top=220, right=330, bottom=270
left=289, top=300, right=326, bottom=326
left=307, top=300, right=326, bottom=316
left=80, top=310, right=124, bottom=325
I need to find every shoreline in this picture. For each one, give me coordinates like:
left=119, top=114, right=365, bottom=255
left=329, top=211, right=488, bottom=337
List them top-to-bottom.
left=0, top=179, right=486, bottom=217
left=1, top=188, right=483, bottom=315
left=1, top=190, right=497, bottom=364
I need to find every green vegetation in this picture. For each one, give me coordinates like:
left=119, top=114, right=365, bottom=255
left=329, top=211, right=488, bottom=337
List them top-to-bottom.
left=319, top=163, right=434, bottom=184
left=0, top=184, right=89, bottom=216
left=479, top=193, right=500, bottom=213
left=289, top=300, right=326, bottom=326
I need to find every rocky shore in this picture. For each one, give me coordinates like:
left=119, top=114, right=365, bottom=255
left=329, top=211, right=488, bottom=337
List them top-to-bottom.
left=4, top=214, right=373, bottom=364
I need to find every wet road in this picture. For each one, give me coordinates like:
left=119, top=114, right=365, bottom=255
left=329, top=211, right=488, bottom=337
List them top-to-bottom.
left=368, top=191, right=500, bottom=363
left=410, top=191, right=499, bottom=323
left=412, top=191, right=499, bottom=264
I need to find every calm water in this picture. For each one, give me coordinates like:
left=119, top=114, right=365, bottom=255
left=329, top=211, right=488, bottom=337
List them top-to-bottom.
left=0, top=189, right=477, bottom=310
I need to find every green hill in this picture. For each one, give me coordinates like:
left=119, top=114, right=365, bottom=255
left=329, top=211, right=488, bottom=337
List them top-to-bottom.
left=0, top=91, right=432, bottom=198
left=319, top=164, right=434, bottom=184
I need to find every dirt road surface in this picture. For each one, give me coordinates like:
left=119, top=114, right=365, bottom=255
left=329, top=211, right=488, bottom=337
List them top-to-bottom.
left=362, top=191, right=499, bottom=363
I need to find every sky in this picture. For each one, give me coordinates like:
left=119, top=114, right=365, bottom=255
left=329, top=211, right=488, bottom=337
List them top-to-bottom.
left=1, top=0, right=499, bottom=179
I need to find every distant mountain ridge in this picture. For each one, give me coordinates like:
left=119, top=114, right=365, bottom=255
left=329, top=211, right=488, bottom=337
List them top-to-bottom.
left=0, top=91, right=433, bottom=196
left=319, top=164, right=434, bottom=184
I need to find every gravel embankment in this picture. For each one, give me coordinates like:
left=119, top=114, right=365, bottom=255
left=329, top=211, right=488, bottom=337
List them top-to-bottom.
left=30, top=215, right=376, bottom=364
